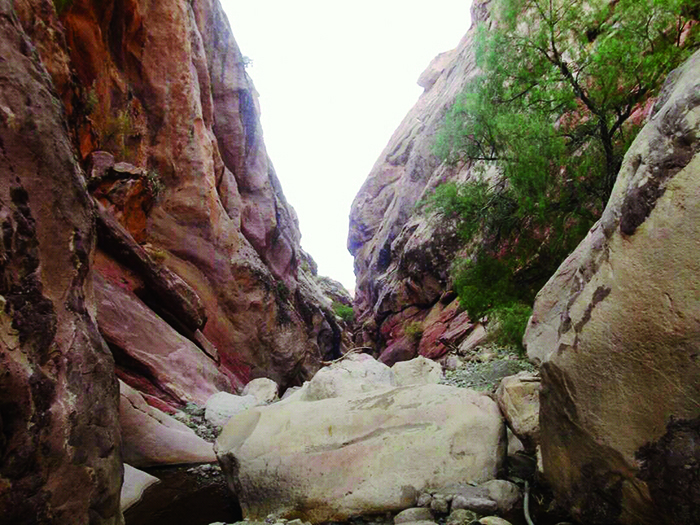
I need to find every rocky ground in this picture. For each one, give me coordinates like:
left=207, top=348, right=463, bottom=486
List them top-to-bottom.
left=123, top=341, right=562, bottom=525
left=440, top=345, right=535, bottom=392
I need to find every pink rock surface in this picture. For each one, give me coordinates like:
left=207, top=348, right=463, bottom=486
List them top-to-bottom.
left=95, top=271, right=230, bottom=407
left=120, top=381, right=216, bottom=467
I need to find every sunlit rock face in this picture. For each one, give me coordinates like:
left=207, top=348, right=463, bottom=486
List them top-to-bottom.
left=14, top=0, right=348, bottom=394
left=348, top=2, right=492, bottom=359
left=0, top=5, right=121, bottom=523
left=524, top=50, right=700, bottom=525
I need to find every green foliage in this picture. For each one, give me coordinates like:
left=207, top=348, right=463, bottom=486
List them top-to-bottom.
left=53, top=0, right=73, bottom=15
left=431, top=0, right=699, bottom=345
left=84, top=83, right=99, bottom=115
left=102, top=109, right=136, bottom=159
left=144, top=170, right=165, bottom=201
left=275, top=281, right=291, bottom=303
left=332, top=301, right=354, bottom=323
left=489, top=303, right=533, bottom=353
left=403, top=321, right=424, bottom=342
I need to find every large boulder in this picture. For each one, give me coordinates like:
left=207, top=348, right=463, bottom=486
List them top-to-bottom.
left=0, top=6, right=122, bottom=523
left=524, top=50, right=700, bottom=524
left=95, top=273, right=230, bottom=407
left=301, top=353, right=397, bottom=401
left=392, top=356, right=443, bottom=386
left=495, top=373, right=539, bottom=451
left=242, top=377, right=279, bottom=403
left=120, top=381, right=216, bottom=467
left=215, top=384, right=505, bottom=522
left=205, top=392, right=260, bottom=428
left=121, top=465, right=159, bottom=512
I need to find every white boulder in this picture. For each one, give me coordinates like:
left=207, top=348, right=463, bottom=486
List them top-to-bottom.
left=216, top=383, right=505, bottom=522
left=205, top=392, right=259, bottom=428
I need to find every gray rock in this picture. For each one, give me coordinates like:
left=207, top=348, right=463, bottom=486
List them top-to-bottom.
left=392, top=356, right=442, bottom=386
left=242, top=377, right=279, bottom=404
left=205, top=392, right=259, bottom=428
left=481, top=480, right=521, bottom=514
left=416, top=492, right=433, bottom=507
left=430, top=493, right=450, bottom=514
left=451, top=494, right=497, bottom=514
left=395, top=507, right=434, bottom=524
left=447, top=509, right=479, bottom=525
left=478, top=518, right=513, bottom=525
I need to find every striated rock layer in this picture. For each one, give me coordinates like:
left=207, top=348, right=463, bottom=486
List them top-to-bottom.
left=1, top=0, right=352, bottom=521
left=13, top=0, right=348, bottom=401
left=347, top=2, right=490, bottom=361
left=0, top=3, right=121, bottom=523
left=524, top=50, right=700, bottom=524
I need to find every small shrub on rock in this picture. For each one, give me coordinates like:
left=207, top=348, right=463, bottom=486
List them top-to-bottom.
left=332, top=301, right=354, bottom=323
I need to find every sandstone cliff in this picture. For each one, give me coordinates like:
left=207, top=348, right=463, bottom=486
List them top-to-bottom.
left=0, top=0, right=349, bottom=521
left=14, top=0, right=348, bottom=400
left=348, top=2, right=490, bottom=363
left=0, top=3, right=121, bottom=522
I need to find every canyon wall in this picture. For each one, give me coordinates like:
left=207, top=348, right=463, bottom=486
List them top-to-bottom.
left=1, top=0, right=349, bottom=521
left=13, top=0, right=348, bottom=402
left=348, top=1, right=491, bottom=363
left=0, top=3, right=121, bottom=522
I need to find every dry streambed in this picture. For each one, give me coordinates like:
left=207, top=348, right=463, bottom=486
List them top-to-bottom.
left=125, top=350, right=568, bottom=525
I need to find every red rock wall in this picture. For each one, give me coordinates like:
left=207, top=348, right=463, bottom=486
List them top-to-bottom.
left=11, top=0, right=346, bottom=398
left=0, top=3, right=121, bottom=522
left=347, top=4, right=491, bottom=362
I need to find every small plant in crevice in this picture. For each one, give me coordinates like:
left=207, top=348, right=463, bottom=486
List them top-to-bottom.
left=83, top=82, right=99, bottom=115
left=101, top=109, right=136, bottom=159
left=144, top=170, right=165, bottom=201
left=332, top=301, right=354, bottom=324
left=403, top=321, right=424, bottom=342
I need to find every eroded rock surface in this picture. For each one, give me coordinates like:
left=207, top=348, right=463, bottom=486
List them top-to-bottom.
left=19, top=0, right=349, bottom=396
left=348, top=3, right=490, bottom=361
left=0, top=5, right=121, bottom=522
left=524, top=50, right=700, bottom=524
left=120, top=381, right=216, bottom=467
left=216, top=384, right=505, bottom=522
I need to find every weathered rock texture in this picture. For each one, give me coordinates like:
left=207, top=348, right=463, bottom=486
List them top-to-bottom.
left=2, top=0, right=353, bottom=522
left=20, top=0, right=348, bottom=401
left=0, top=3, right=122, bottom=523
left=348, top=3, right=490, bottom=360
left=524, top=49, right=700, bottom=524
left=120, top=380, right=216, bottom=467
left=216, top=384, right=505, bottom=522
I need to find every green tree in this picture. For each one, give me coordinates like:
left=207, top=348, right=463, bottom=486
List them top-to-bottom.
left=431, top=0, right=699, bottom=335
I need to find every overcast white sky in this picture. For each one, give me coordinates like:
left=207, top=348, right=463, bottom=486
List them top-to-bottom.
left=220, top=1, right=473, bottom=292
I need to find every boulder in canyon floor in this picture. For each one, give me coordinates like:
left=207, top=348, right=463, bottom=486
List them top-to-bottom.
left=392, top=356, right=443, bottom=386
left=215, top=383, right=505, bottom=522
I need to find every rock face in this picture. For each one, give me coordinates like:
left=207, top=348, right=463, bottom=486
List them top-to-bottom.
left=20, top=0, right=349, bottom=398
left=347, top=3, right=490, bottom=360
left=0, top=4, right=122, bottom=523
left=524, top=50, right=700, bottom=524
left=495, top=373, right=539, bottom=452
left=120, top=381, right=216, bottom=467
left=216, top=383, right=505, bottom=522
